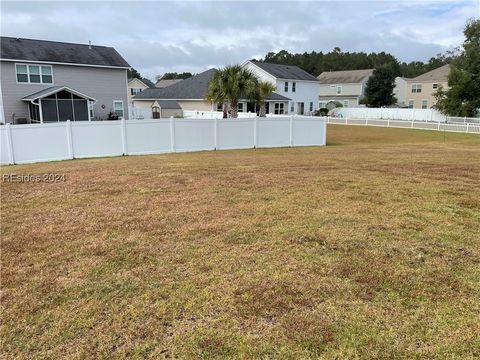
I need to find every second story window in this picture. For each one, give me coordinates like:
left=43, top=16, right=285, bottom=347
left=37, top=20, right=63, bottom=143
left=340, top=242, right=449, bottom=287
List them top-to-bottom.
left=16, top=64, right=53, bottom=84
left=284, top=82, right=288, bottom=92
left=292, top=82, right=296, bottom=92
left=433, top=83, right=438, bottom=89
left=412, top=84, right=422, bottom=93
left=336, top=85, right=342, bottom=94
left=131, top=88, right=142, bottom=96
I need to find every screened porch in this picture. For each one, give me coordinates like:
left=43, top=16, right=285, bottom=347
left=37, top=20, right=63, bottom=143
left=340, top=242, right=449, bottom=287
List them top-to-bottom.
left=22, top=86, right=96, bottom=123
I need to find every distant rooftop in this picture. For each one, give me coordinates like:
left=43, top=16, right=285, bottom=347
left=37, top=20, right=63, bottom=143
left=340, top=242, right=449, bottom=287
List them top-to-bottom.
left=411, top=64, right=450, bottom=82
left=317, top=69, right=374, bottom=84
left=155, top=79, right=183, bottom=88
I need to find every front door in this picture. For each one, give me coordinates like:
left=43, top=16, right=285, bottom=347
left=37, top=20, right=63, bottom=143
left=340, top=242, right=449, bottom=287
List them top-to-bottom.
left=297, top=102, right=305, bottom=115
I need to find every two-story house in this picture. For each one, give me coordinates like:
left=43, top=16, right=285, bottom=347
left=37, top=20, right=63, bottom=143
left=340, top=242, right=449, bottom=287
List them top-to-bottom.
left=0, top=37, right=130, bottom=124
left=243, top=61, right=320, bottom=115
left=402, top=64, right=450, bottom=109
left=317, top=69, right=374, bottom=108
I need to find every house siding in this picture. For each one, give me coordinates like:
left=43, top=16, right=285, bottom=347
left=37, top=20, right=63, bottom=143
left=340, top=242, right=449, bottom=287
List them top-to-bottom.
left=0, top=61, right=129, bottom=122
left=404, top=80, right=448, bottom=109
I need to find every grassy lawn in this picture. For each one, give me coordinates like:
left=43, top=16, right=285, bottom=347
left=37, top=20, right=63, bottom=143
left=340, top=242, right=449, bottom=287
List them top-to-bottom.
left=1, top=125, right=479, bottom=359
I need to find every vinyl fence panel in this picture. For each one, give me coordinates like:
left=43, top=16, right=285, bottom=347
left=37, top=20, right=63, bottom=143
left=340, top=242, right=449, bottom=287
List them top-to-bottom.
left=256, top=117, right=290, bottom=148
left=217, top=118, right=255, bottom=150
left=125, top=119, right=171, bottom=155
left=174, top=119, right=216, bottom=152
left=71, top=121, right=124, bottom=158
left=10, top=123, right=71, bottom=164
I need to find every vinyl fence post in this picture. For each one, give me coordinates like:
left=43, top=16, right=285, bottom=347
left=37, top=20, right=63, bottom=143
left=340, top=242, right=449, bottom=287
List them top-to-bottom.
left=289, top=115, right=294, bottom=146
left=170, top=116, right=176, bottom=152
left=253, top=116, right=258, bottom=148
left=121, top=117, right=128, bottom=155
left=214, top=117, right=218, bottom=150
left=323, top=118, right=327, bottom=146
left=388, top=118, right=390, bottom=128
left=411, top=119, right=414, bottom=128
left=66, top=120, right=74, bottom=159
left=437, top=121, right=441, bottom=131
left=5, top=123, right=15, bottom=165
left=466, top=123, right=470, bottom=133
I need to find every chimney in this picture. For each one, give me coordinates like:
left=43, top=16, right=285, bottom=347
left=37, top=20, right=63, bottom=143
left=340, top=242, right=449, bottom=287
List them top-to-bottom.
left=88, top=40, right=92, bottom=49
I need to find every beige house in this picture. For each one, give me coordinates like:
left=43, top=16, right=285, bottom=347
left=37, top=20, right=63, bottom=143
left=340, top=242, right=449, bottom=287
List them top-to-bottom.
left=402, top=64, right=450, bottom=109
left=318, top=69, right=374, bottom=108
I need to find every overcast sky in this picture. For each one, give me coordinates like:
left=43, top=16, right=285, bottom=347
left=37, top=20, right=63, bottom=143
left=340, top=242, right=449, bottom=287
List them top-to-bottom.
left=1, top=1, right=478, bottom=80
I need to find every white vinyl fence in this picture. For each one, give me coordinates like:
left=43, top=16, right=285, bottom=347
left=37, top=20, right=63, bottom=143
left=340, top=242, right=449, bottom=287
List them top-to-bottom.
left=334, top=107, right=447, bottom=122
left=0, top=116, right=327, bottom=165
left=326, top=117, right=480, bottom=134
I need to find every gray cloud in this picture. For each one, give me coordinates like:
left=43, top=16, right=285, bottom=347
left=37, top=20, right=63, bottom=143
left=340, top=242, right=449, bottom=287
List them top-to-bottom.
left=1, top=1, right=477, bottom=80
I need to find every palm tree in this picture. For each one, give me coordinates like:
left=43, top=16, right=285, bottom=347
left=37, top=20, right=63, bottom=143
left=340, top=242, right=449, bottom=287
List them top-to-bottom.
left=206, top=65, right=258, bottom=118
left=256, top=81, right=276, bottom=117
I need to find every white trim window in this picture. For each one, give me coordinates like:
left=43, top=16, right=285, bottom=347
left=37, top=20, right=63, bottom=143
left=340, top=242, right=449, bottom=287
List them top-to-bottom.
left=16, top=63, right=53, bottom=84
left=284, top=82, right=288, bottom=92
left=292, top=82, right=296, bottom=92
left=432, top=83, right=438, bottom=90
left=412, top=84, right=422, bottom=93
left=336, top=85, right=342, bottom=95
left=113, top=100, right=124, bottom=118
left=343, top=100, right=349, bottom=108
left=408, top=100, right=414, bottom=109
left=421, top=100, right=428, bottom=109
left=237, top=102, right=244, bottom=112
left=274, top=102, right=285, bottom=115
left=309, top=102, right=313, bottom=112
left=319, top=102, right=327, bottom=109
left=216, top=103, right=223, bottom=112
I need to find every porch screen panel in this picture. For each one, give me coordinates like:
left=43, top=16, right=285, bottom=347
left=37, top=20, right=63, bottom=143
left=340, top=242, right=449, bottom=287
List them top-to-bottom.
left=58, top=99, right=74, bottom=121
left=41, top=100, right=58, bottom=122
left=73, top=100, right=89, bottom=121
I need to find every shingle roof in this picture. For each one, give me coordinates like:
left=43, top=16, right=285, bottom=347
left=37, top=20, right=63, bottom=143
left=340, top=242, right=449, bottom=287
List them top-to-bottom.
left=1, top=37, right=130, bottom=68
left=250, top=61, right=319, bottom=81
left=411, top=64, right=450, bottom=82
left=134, top=68, right=291, bottom=101
left=135, top=69, right=217, bottom=100
left=317, top=69, right=374, bottom=84
left=128, top=77, right=155, bottom=88
left=155, top=79, right=183, bottom=88
left=21, top=86, right=96, bottom=101
left=156, top=100, right=181, bottom=109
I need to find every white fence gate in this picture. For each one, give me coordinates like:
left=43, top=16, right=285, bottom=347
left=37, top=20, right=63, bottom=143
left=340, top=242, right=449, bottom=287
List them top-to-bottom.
left=0, top=116, right=327, bottom=165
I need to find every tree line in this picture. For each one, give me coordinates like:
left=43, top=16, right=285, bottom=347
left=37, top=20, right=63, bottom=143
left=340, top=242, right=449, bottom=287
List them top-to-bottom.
left=258, top=47, right=458, bottom=79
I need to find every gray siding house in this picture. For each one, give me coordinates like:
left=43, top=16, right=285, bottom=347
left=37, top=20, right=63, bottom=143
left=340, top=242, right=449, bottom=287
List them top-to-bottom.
left=0, top=37, right=130, bottom=124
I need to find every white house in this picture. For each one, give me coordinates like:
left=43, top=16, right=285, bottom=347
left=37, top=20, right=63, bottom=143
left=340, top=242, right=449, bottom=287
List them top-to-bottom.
left=243, top=60, right=320, bottom=115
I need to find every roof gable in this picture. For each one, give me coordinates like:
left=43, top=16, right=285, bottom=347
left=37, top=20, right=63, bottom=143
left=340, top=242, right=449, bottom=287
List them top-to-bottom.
left=1, top=37, right=130, bottom=68
left=250, top=61, right=319, bottom=81
left=411, top=64, right=450, bottom=82
left=317, top=69, right=374, bottom=84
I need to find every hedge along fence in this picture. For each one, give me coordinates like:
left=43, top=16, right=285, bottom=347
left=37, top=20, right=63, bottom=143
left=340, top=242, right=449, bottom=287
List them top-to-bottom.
left=0, top=116, right=327, bottom=165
